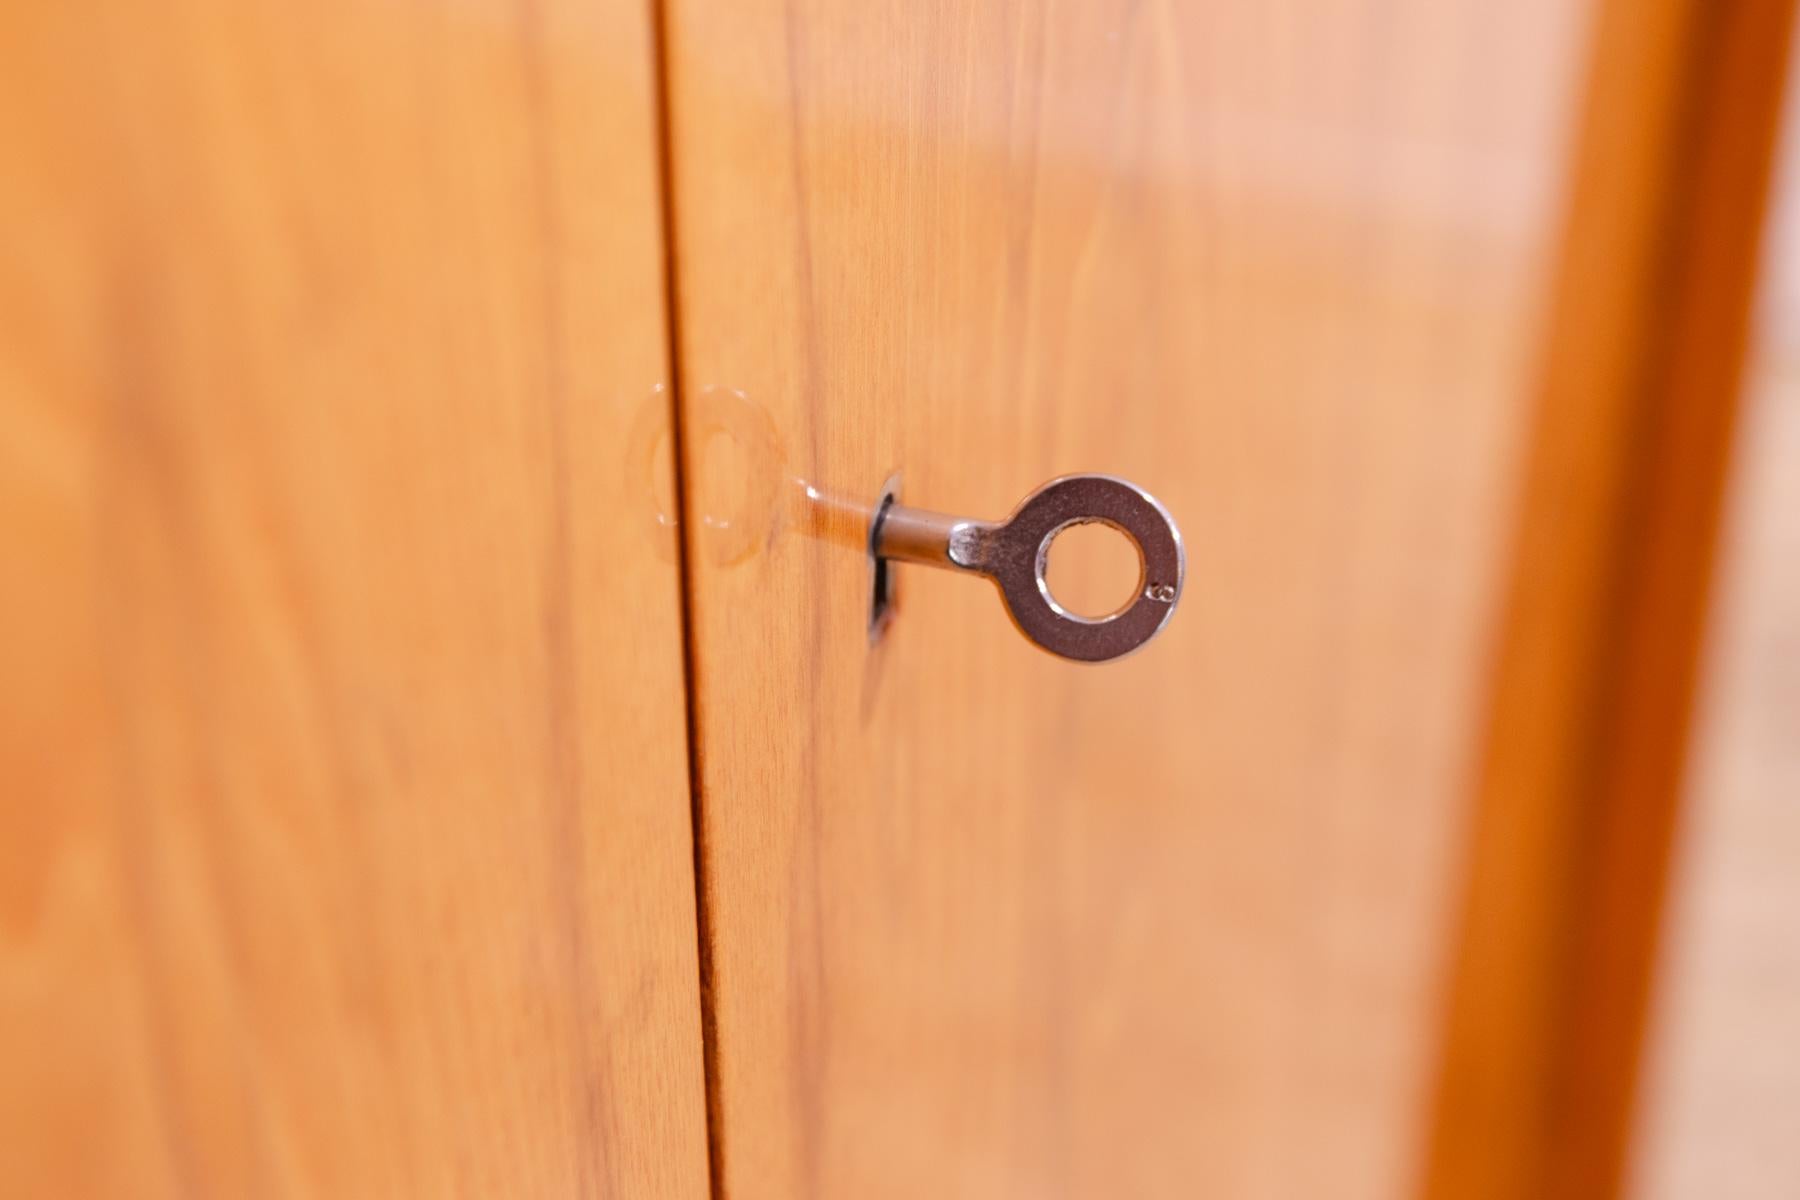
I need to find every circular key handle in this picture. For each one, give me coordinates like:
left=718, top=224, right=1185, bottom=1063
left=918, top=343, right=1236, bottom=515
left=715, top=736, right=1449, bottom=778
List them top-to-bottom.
left=871, top=473, right=1185, bottom=663
left=974, top=475, right=1184, bottom=663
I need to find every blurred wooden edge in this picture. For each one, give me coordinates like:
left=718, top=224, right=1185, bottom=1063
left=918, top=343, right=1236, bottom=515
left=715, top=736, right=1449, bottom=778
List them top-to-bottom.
left=1421, top=2, right=1799, bottom=1199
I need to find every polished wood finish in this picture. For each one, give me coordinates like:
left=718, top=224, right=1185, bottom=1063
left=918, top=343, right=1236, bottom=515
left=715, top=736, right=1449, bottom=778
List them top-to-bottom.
left=0, top=1, right=708, bottom=1194
left=1424, top=1, right=1800, bottom=1197
left=659, top=2, right=1593, bottom=1195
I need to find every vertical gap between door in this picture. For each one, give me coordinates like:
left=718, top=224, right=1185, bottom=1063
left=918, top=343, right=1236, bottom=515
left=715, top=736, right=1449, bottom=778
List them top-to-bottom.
left=647, top=0, right=727, bottom=1194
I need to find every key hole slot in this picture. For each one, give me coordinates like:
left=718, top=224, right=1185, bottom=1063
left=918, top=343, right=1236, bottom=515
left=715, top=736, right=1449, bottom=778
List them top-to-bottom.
left=867, top=474, right=902, bottom=643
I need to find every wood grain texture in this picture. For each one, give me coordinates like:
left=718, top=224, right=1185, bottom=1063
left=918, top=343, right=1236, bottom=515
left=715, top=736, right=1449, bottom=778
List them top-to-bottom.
left=0, top=1, right=709, bottom=1195
left=1423, top=1, right=1799, bottom=1197
left=659, top=2, right=1592, bottom=1196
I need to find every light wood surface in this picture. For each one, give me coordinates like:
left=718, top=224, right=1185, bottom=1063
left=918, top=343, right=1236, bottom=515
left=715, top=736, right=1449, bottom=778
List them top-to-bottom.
left=1423, top=0, right=1799, bottom=1196
left=0, top=1, right=708, bottom=1195
left=659, top=2, right=1593, bottom=1196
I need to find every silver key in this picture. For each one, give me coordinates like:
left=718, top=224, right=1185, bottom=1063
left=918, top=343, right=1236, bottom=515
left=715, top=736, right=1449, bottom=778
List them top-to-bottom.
left=870, top=474, right=1184, bottom=663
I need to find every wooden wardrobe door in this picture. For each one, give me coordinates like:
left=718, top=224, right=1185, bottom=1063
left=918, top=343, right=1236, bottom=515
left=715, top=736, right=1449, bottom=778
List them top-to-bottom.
left=0, top=2, right=707, bottom=1195
left=658, top=2, right=1594, bottom=1197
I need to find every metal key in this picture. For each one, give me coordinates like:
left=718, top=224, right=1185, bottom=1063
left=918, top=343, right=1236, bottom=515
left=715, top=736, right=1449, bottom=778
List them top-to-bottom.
left=870, top=474, right=1185, bottom=663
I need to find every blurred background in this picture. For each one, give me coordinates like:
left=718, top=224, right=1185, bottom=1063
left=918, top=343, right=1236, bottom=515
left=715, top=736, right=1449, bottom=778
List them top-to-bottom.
left=1633, top=25, right=1800, bottom=1198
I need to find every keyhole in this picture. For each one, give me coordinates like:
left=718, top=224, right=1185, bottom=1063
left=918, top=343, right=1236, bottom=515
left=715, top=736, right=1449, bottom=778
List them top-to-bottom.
left=867, top=474, right=902, bottom=643
left=1044, top=521, right=1144, bottom=619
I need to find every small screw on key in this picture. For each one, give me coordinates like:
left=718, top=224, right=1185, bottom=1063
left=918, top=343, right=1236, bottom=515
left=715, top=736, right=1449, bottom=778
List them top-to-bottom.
left=869, top=474, right=1185, bottom=663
